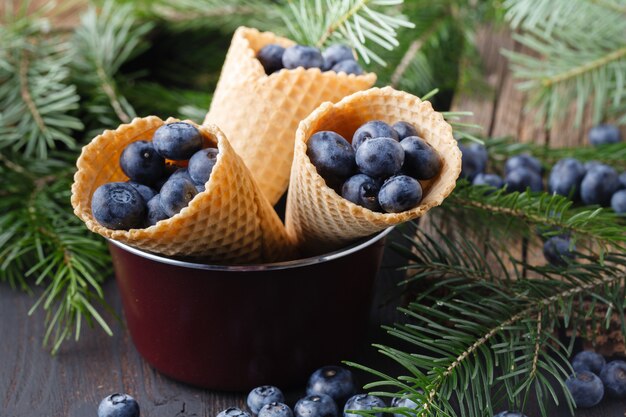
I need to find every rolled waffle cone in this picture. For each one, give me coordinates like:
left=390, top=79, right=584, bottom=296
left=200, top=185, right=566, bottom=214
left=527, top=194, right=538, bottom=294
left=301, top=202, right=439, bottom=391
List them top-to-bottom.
left=204, top=26, right=377, bottom=206
left=286, top=87, right=462, bottom=253
left=71, top=116, right=295, bottom=264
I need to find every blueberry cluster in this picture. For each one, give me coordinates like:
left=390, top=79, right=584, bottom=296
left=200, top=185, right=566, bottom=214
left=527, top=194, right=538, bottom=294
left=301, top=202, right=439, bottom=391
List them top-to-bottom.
left=256, top=43, right=364, bottom=76
left=307, top=120, right=442, bottom=213
left=91, top=122, right=219, bottom=230
left=565, top=350, right=626, bottom=408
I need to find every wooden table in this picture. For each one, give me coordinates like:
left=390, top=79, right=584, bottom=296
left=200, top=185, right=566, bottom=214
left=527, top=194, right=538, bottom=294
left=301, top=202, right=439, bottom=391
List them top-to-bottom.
left=1, top=28, right=625, bottom=417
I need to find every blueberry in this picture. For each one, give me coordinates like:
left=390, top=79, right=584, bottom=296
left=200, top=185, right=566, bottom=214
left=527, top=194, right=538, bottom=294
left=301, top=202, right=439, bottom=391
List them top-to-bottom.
left=257, top=44, right=286, bottom=74
left=322, top=44, right=355, bottom=70
left=282, top=45, right=324, bottom=70
left=331, top=60, right=363, bottom=75
left=352, top=121, right=399, bottom=151
left=392, top=121, right=418, bottom=141
left=152, top=122, right=204, bottom=160
left=589, top=124, right=622, bottom=146
left=307, top=131, right=355, bottom=183
left=400, top=136, right=441, bottom=180
left=356, top=137, right=404, bottom=179
left=119, top=140, right=165, bottom=185
left=459, top=143, right=488, bottom=181
left=189, top=147, right=219, bottom=186
left=504, top=154, right=543, bottom=175
left=548, top=158, right=586, bottom=201
left=584, top=161, right=602, bottom=172
left=580, top=164, right=621, bottom=206
left=169, top=168, right=192, bottom=182
left=504, top=168, right=543, bottom=193
left=619, top=171, right=626, bottom=189
left=472, top=173, right=504, bottom=190
left=341, top=174, right=382, bottom=212
left=378, top=175, right=422, bottom=213
left=159, top=177, right=198, bottom=217
left=127, top=181, right=156, bottom=203
left=92, top=183, right=146, bottom=230
left=196, top=183, right=206, bottom=193
left=612, top=190, right=626, bottom=214
left=146, top=194, right=170, bottom=226
left=543, top=236, right=575, bottom=266
left=572, top=351, right=606, bottom=375
left=600, top=360, right=626, bottom=398
left=306, top=366, right=357, bottom=403
left=566, top=371, right=604, bottom=407
left=247, top=386, right=285, bottom=415
left=98, top=393, right=140, bottom=417
left=294, top=394, right=338, bottom=417
left=344, top=394, right=385, bottom=417
left=391, top=395, right=421, bottom=417
left=259, top=403, right=294, bottom=417
left=218, top=407, right=253, bottom=417
left=493, top=412, right=528, bottom=417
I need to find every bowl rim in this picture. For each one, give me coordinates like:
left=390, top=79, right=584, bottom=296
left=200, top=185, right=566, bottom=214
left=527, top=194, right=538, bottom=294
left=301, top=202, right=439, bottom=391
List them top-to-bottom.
left=107, top=227, right=394, bottom=271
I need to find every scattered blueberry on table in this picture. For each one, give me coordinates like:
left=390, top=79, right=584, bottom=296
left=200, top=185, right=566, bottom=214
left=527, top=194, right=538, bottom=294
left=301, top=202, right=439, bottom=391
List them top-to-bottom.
left=257, top=43, right=364, bottom=76
left=588, top=124, right=622, bottom=146
left=459, top=143, right=488, bottom=181
left=548, top=158, right=586, bottom=202
left=580, top=164, right=621, bottom=206
left=504, top=167, right=543, bottom=193
left=571, top=351, right=606, bottom=375
left=600, top=360, right=626, bottom=398
left=306, top=365, right=357, bottom=404
left=566, top=371, right=605, bottom=408
left=247, top=386, right=286, bottom=414
left=98, top=393, right=140, bottom=417
left=294, top=394, right=338, bottom=417
left=343, top=394, right=385, bottom=417
left=258, top=402, right=294, bottom=417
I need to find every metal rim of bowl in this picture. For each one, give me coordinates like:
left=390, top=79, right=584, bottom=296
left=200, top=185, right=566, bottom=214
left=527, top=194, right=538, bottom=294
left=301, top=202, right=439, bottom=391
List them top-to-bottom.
left=107, top=227, right=394, bottom=272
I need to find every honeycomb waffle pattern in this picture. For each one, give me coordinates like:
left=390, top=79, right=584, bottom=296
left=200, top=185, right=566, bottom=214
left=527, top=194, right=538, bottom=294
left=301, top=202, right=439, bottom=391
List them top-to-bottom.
left=204, top=26, right=377, bottom=206
left=285, top=87, right=462, bottom=253
left=71, top=116, right=295, bottom=263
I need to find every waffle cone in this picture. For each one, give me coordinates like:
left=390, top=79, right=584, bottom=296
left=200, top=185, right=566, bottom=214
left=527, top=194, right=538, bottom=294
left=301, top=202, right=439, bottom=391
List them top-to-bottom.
left=204, top=26, right=377, bottom=206
left=285, top=87, right=462, bottom=253
left=71, top=116, right=295, bottom=264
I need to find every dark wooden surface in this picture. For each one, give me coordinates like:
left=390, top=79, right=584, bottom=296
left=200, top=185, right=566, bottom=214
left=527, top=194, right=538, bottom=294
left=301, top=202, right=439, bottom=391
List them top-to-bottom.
left=2, top=27, right=625, bottom=417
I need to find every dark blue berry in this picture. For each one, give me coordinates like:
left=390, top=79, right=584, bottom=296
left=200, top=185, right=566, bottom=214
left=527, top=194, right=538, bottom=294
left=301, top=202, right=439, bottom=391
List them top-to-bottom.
left=257, top=44, right=286, bottom=74
left=322, top=44, right=355, bottom=70
left=283, top=45, right=324, bottom=70
left=331, top=60, right=363, bottom=75
left=352, top=121, right=399, bottom=151
left=392, top=121, right=418, bottom=141
left=153, top=122, right=203, bottom=160
left=589, top=124, right=622, bottom=146
left=307, top=131, right=356, bottom=184
left=400, top=136, right=441, bottom=180
left=356, top=137, right=404, bottom=179
left=119, top=140, right=165, bottom=185
left=459, top=143, right=488, bottom=181
left=189, top=147, right=219, bottom=186
left=504, top=154, right=543, bottom=175
left=548, top=158, right=586, bottom=201
left=584, top=161, right=602, bottom=172
left=580, top=164, right=621, bottom=206
left=169, top=168, right=192, bottom=183
left=504, top=168, right=543, bottom=193
left=618, top=171, right=626, bottom=189
left=473, top=173, right=504, bottom=190
left=342, top=174, right=381, bottom=212
left=378, top=175, right=422, bottom=213
left=159, top=178, right=198, bottom=217
left=127, top=181, right=156, bottom=203
left=92, top=183, right=146, bottom=230
left=196, top=183, right=206, bottom=193
left=612, top=190, right=626, bottom=214
left=146, top=194, right=169, bottom=226
left=543, top=236, right=575, bottom=266
left=572, top=351, right=606, bottom=375
left=600, top=360, right=626, bottom=398
left=306, top=366, right=357, bottom=403
left=566, top=371, right=604, bottom=407
left=247, top=386, right=285, bottom=415
left=98, top=393, right=140, bottom=417
left=294, top=394, right=338, bottom=417
left=344, top=394, right=385, bottom=417
left=391, top=395, right=421, bottom=417
left=259, top=403, right=294, bottom=417
left=218, top=408, right=253, bottom=417
left=493, top=412, right=528, bottom=417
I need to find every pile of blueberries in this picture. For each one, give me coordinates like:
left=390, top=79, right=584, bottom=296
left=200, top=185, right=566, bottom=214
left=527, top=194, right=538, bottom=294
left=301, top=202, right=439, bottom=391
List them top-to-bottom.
left=257, top=43, right=363, bottom=76
left=307, top=120, right=442, bottom=213
left=91, top=122, right=219, bottom=230
left=459, top=123, right=625, bottom=266
left=565, top=351, right=626, bottom=408
left=96, top=365, right=530, bottom=417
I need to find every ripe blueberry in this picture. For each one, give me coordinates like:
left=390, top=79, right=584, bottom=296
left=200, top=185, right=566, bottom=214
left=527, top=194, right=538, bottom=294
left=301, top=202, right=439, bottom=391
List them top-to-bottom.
left=257, top=44, right=286, bottom=74
left=322, top=44, right=355, bottom=70
left=283, top=45, right=324, bottom=70
left=331, top=60, right=363, bottom=75
left=352, top=121, right=399, bottom=151
left=392, top=121, right=418, bottom=141
left=152, top=122, right=203, bottom=160
left=589, top=124, right=622, bottom=146
left=307, top=131, right=355, bottom=183
left=400, top=136, right=441, bottom=180
left=355, top=137, right=404, bottom=179
left=119, top=140, right=165, bottom=185
left=459, top=143, right=488, bottom=181
left=189, top=147, right=219, bottom=186
left=504, top=154, right=543, bottom=175
left=548, top=158, right=586, bottom=201
left=580, top=164, right=621, bottom=206
left=504, top=167, right=543, bottom=193
left=472, top=173, right=504, bottom=191
left=342, top=174, right=382, bottom=212
left=378, top=175, right=422, bottom=213
left=159, top=177, right=198, bottom=217
left=127, top=181, right=156, bottom=203
left=92, top=182, right=146, bottom=230
left=611, top=190, right=626, bottom=214
left=146, top=194, right=170, bottom=226
left=543, top=236, right=575, bottom=266
left=572, top=350, right=606, bottom=375
left=600, top=360, right=626, bottom=398
left=306, top=366, right=357, bottom=403
left=566, top=371, right=604, bottom=407
left=247, top=386, right=285, bottom=415
left=98, top=393, right=140, bottom=417
left=294, top=394, right=338, bottom=417
left=344, top=394, right=385, bottom=417
left=258, top=402, right=294, bottom=417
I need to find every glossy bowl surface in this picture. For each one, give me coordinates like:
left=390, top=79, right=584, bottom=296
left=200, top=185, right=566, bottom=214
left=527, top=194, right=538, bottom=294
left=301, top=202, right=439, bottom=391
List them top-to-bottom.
left=108, top=228, right=392, bottom=391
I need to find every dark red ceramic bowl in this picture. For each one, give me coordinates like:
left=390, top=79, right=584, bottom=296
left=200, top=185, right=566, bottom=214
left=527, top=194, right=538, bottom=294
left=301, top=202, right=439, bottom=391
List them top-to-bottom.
left=108, top=227, right=392, bottom=391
